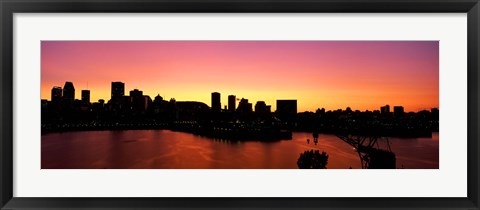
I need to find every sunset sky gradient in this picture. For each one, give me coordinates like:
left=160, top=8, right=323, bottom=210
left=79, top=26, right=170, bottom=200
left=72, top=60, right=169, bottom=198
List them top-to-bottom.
left=41, top=41, right=439, bottom=112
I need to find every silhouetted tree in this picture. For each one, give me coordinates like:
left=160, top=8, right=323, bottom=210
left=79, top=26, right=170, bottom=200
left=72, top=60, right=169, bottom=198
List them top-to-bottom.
left=297, top=150, right=328, bottom=169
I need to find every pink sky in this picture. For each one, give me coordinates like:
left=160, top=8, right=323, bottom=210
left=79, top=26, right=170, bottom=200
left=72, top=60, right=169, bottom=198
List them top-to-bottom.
left=41, top=41, right=439, bottom=112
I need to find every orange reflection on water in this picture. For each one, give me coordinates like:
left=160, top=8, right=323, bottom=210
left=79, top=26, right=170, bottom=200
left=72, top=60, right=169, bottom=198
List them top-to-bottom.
left=41, top=130, right=438, bottom=169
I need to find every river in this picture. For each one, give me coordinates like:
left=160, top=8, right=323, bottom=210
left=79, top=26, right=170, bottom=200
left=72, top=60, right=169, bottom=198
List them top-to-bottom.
left=41, top=130, right=439, bottom=169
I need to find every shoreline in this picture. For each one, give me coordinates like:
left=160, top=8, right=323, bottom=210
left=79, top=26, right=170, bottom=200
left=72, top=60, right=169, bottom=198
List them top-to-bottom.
left=41, top=123, right=434, bottom=139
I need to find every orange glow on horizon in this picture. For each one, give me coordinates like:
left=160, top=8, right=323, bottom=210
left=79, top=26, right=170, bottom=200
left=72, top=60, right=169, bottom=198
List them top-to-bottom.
left=41, top=41, right=439, bottom=112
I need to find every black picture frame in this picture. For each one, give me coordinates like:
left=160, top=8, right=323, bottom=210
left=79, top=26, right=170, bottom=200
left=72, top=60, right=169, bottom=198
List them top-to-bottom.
left=1, top=0, right=479, bottom=209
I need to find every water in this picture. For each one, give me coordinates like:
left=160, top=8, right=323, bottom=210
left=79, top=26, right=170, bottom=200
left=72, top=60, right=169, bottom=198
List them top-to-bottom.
left=41, top=130, right=439, bottom=169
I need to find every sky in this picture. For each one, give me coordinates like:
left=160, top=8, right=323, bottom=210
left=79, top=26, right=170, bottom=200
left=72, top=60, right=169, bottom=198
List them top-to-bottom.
left=41, top=41, right=439, bottom=112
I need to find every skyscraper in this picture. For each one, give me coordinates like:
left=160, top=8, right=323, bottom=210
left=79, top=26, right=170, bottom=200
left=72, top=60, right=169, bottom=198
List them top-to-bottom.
left=111, top=81, right=125, bottom=100
left=63, top=82, right=75, bottom=101
left=110, top=82, right=126, bottom=113
left=51, top=86, right=62, bottom=102
left=130, top=89, right=146, bottom=112
left=81, top=90, right=90, bottom=103
left=211, top=92, right=221, bottom=111
left=228, top=95, right=236, bottom=111
left=255, top=101, right=267, bottom=114
left=381, top=105, right=390, bottom=114
left=393, top=106, right=404, bottom=117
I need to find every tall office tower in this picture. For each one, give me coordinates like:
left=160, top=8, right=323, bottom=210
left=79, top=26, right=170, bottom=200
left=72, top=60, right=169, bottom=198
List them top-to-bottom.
left=63, top=81, right=75, bottom=101
left=111, top=81, right=125, bottom=100
left=51, top=86, right=62, bottom=102
left=81, top=90, right=90, bottom=103
left=211, top=92, right=221, bottom=112
left=228, top=95, right=236, bottom=111
left=380, top=104, right=390, bottom=114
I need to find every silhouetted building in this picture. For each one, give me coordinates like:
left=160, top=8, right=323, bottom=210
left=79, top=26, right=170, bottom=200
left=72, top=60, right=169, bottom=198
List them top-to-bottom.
left=63, top=82, right=75, bottom=101
left=109, top=82, right=126, bottom=114
left=111, top=82, right=125, bottom=100
left=51, top=86, right=62, bottom=102
left=130, top=89, right=147, bottom=112
left=130, top=89, right=143, bottom=98
left=81, top=90, right=90, bottom=103
left=211, top=92, right=221, bottom=112
left=152, top=94, right=165, bottom=114
left=154, top=94, right=163, bottom=103
left=228, top=95, right=236, bottom=111
left=144, top=96, right=152, bottom=111
left=237, top=98, right=253, bottom=113
left=41, top=99, right=48, bottom=109
left=91, top=99, right=105, bottom=113
left=276, top=100, right=297, bottom=115
left=276, top=100, right=297, bottom=121
left=176, top=101, right=210, bottom=120
left=176, top=101, right=210, bottom=111
left=255, top=101, right=268, bottom=114
left=380, top=105, right=390, bottom=114
left=393, top=106, right=404, bottom=117
left=431, top=108, right=439, bottom=121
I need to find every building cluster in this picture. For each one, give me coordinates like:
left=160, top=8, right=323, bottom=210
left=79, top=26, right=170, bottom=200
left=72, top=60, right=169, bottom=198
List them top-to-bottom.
left=42, top=81, right=299, bottom=124
left=42, top=81, right=439, bottom=137
left=45, top=81, right=154, bottom=116
left=51, top=82, right=90, bottom=104
left=209, top=92, right=297, bottom=118
left=379, top=104, right=438, bottom=120
left=380, top=104, right=405, bottom=117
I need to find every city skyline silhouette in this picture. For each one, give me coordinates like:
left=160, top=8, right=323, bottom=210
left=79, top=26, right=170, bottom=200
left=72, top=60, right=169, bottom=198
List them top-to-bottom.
left=41, top=41, right=439, bottom=112
left=41, top=41, right=440, bottom=169
left=41, top=79, right=439, bottom=169
left=43, top=80, right=437, bottom=114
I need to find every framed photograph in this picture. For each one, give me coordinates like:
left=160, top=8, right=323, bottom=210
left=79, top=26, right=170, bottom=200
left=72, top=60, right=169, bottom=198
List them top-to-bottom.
left=1, top=0, right=479, bottom=209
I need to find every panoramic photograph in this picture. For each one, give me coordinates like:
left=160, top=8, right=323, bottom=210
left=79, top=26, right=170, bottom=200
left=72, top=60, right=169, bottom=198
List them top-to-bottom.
left=41, top=41, right=439, bottom=169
